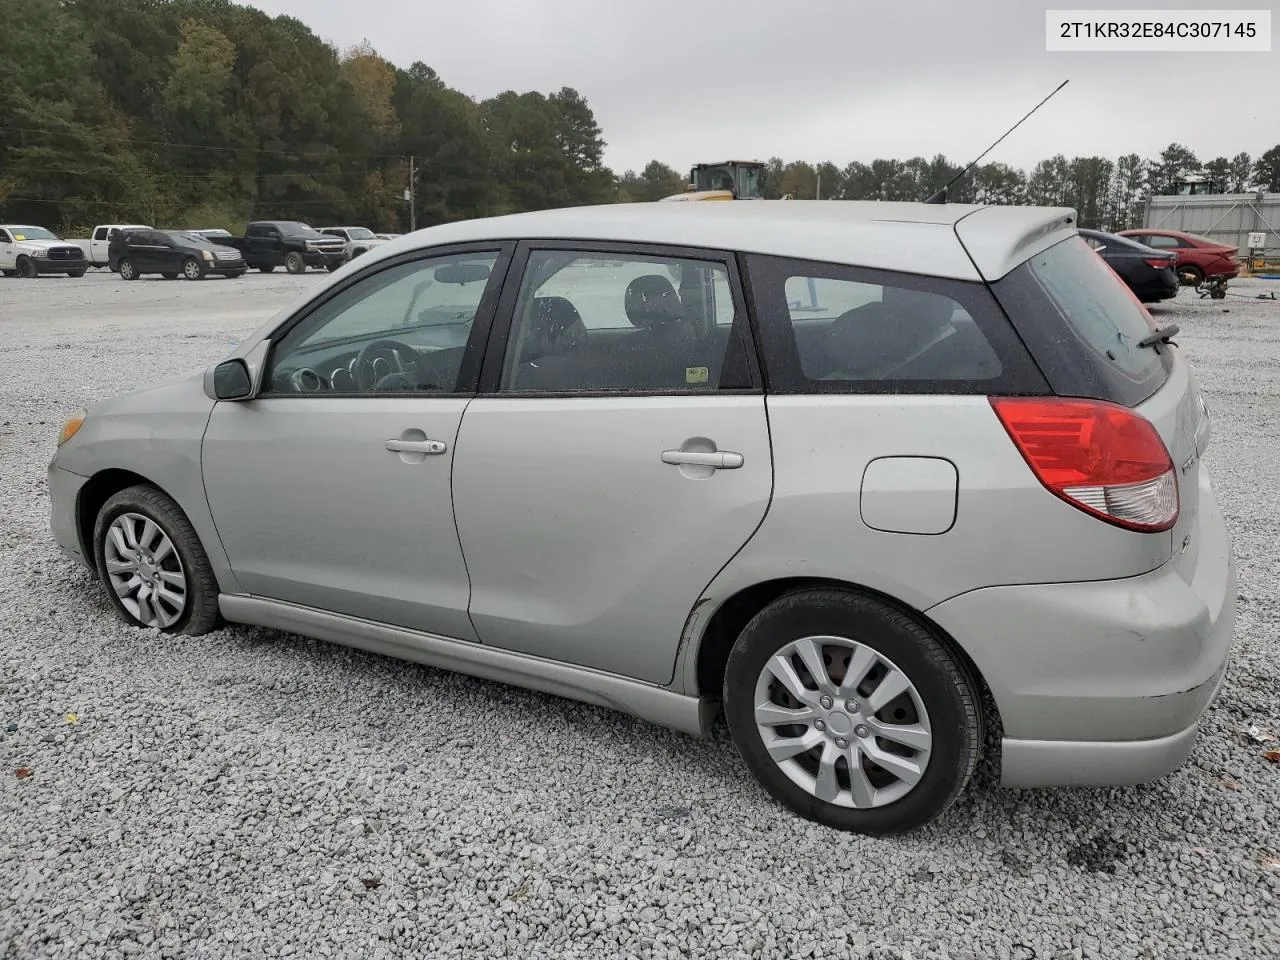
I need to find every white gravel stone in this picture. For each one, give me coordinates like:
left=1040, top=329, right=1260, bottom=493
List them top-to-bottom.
left=1, top=271, right=1279, bottom=958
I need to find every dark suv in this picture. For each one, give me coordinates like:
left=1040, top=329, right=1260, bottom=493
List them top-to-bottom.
left=113, top=230, right=247, bottom=281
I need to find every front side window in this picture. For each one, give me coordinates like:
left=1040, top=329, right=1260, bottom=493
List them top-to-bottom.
left=1144, top=235, right=1179, bottom=249
left=499, top=250, right=751, bottom=393
left=264, top=252, right=500, bottom=395
left=747, top=255, right=1024, bottom=393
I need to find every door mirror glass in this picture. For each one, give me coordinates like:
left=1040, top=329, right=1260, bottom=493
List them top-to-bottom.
left=213, top=358, right=253, bottom=400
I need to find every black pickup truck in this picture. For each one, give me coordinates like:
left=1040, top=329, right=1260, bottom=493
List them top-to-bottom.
left=219, top=221, right=347, bottom=274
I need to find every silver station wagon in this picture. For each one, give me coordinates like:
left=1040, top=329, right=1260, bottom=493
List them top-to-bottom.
left=48, top=201, right=1236, bottom=834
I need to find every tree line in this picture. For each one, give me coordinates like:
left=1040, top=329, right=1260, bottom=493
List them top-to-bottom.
left=2, top=0, right=1278, bottom=235
left=620, top=145, right=1280, bottom=231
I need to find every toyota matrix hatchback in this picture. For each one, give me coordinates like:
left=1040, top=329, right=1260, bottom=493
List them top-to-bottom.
left=48, top=201, right=1236, bottom=834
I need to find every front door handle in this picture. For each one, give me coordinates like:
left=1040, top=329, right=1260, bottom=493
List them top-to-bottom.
left=385, top=438, right=447, bottom=455
left=660, top=449, right=744, bottom=469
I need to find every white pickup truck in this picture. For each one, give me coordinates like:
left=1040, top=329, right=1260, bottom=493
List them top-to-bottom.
left=68, top=223, right=150, bottom=270
left=0, top=225, right=90, bottom=278
left=317, top=226, right=391, bottom=263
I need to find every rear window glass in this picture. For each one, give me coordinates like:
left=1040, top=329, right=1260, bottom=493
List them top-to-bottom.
left=1013, top=236, right=1171, bottom=404
left=745, top=255, right=1045, bottom=395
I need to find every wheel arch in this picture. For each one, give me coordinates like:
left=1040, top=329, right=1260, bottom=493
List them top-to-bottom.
left=76, top=468, right=161, bottom=562
left=690, top=576, right=1002, bottom=760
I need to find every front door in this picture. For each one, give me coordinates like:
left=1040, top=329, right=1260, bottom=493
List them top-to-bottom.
left=128, top=230, right=166, bottom=272
left=451, top=244, right=773, bottom=685
left=201, top=245, right=511, bottom=639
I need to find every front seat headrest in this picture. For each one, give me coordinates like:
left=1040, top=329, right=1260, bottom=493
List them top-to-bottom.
left=625, top=275, right=684, bottom=330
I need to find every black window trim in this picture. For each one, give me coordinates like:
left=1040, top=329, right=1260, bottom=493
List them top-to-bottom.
left=475, top=238, right=764, bottom=398
left=254, top=240, right=517, bottom=400
left=741, top=253, right=1051, bottom=397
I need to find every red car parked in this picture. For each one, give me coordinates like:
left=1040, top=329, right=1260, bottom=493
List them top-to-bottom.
left=1116, top=228, right=1239, bottom=284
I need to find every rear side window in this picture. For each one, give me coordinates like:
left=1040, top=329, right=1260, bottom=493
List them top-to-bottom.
left=994, top=236, right=1171, bottom=407
left=745, top=255, right=1046, bottom=394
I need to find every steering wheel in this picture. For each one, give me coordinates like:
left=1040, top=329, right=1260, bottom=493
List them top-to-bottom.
left=353, top=339, right=422, bottom=391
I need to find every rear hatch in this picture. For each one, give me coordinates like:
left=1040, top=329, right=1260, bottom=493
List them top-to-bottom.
left=985, top=234, right=1209, bottom=574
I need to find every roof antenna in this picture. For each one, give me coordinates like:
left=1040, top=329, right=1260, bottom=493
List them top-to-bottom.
left=924, top=79, right=1069, bottom=204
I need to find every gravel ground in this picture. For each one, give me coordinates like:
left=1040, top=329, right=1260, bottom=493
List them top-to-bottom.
left=2, top=270, right=1278, bottom=960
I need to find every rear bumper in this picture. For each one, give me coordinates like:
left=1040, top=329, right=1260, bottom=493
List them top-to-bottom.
left=1134, top=270, right=1179, bottom=302
left=47, top=462, right=92, bottom=571
left=928, top=469, right=1236, bottom=788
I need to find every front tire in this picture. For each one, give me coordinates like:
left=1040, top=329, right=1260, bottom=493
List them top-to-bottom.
left=285, top=251, right=305, bottom=274
left=17, top=257, right=37, bottom=279
left=182, top=257, right=205, bottom=280
left=118, top=259, right=138, bottom=281
left=257, top=264, right=275, bottom=274
left=67, top=269, right=86, bottom=278
left=226, top=270, right=246, bottom=279
left=161, top=272, right=179, bottom=280
left=92, top=485, right=220, bottom=635
left=723, top=587, right=981, bottom=835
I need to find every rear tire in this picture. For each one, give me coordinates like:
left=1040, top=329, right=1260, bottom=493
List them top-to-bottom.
left=285, top=251, right=305, bottom=274
left=17, top=257, right=37, bottom=279
left=182, top=257, right=205, bottom=281
left=118, top=259, right=138, bottom=281
left=258, top=264, right=275, bottom=274
left=1179, top=264, right=1204, bottom=286
left=0, top=269, right=15, bottom=277
left=67, top=269, right=86, bottom=278
left=226, top=270, right=246, bottom=279
left=161, top=273, right=179, bottom=280
left=92, top=485, right=221, bottom=636
left=723, top=587, right=981, bottom=835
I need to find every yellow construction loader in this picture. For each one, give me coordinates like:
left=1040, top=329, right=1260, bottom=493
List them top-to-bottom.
left=661, top=161, right=766, bottom=201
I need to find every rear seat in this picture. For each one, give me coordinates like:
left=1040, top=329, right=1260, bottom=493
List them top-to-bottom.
left=513, top=275, right=728, bottom=391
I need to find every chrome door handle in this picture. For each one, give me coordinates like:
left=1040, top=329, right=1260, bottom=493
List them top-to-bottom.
left=384, top=438, right=447, bottom=455
left=660, top=449, right=744, bottom=469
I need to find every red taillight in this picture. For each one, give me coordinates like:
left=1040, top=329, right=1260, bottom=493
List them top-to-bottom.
left=1144, top=258, right=1172, bottom=269
left=989, top=396, right=1179, bottom=533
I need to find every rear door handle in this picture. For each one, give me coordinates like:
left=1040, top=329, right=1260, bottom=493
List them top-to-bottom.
left=385, top=438, right=447, bottom=455
left=660, top=449, right=744, bottom=469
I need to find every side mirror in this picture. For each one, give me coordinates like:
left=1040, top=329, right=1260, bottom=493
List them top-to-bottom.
left=212, top=358, right=253, bottom=400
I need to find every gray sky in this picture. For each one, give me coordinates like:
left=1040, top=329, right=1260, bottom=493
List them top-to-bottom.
left=249, top=0, right=1277, bottom=173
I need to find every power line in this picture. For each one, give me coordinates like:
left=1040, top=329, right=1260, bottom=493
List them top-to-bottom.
left=0, top=124, right=409, bottom=161
left=2, top=196, right=374, bottom=208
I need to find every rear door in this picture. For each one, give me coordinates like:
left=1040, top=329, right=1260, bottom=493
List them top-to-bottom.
left=0, top=229, right=13, bottom=269
left=450, top=242, right=772, bottom=684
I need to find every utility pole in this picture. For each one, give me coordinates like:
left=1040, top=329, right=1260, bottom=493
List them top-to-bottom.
left=408, top=156, right=416, bottom=233
left=816, top=172, right=821, bottom=201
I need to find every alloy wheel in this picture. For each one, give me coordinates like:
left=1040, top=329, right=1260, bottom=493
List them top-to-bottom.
left=103, top=512, right=188, bottom=628
left=753, top=634, right=932, bottom=809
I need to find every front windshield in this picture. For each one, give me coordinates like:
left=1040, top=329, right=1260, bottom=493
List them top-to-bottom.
left=276, top=221, right=322, bottom=238
left=10, top=226, right=58, bottom=241
left=347, top=228, right=376, bottom=240
left=168, top=232, right=209, bottom=246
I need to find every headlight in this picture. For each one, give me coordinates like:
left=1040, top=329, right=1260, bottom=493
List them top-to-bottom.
left=202, top=250, right=214, bottom=261
left=58, top=408, right=87, bottom=445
